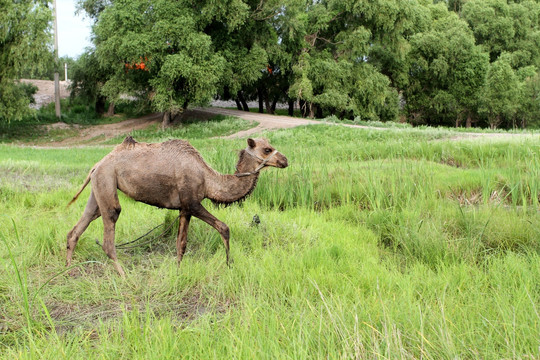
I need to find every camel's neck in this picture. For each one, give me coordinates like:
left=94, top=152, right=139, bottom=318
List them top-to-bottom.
left=205, top=150, right=261, bottom=205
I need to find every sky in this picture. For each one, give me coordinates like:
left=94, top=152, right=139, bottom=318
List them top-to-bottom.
left=56, top=0, right=93, bottom=58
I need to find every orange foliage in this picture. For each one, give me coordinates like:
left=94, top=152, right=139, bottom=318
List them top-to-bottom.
left=125, top=57, right=149, bottom=72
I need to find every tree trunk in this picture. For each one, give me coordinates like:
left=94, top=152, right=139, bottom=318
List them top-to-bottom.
left=258, top=88, right=264, bottom=113
left=237, top=91, right=249, bottom=112
left=95, top=95, right=106, bottom=115
left=264, top=95, right=273, bottom=115
left=271, top=96, right=278, bottom=114
left=234, top=98, right=242, bottom=110
left=288, top=100, right=294, bottom=116
left=299, top=100, right=307, bottom=117
left=106, top=102, right=115, bottom=117
left=308, top=102, right=315, bottom=119
left=315, top=104, right=323, bottom=119
left=162, top=111, right=171, bottom=129
left=466, top=113, right=472, bottom=128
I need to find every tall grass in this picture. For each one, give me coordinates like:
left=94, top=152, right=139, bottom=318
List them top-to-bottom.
left=0, top=121, right=539, bottom=358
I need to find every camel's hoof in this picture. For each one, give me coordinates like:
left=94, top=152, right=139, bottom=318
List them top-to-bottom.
left=68, top=267, right=81, bottom=277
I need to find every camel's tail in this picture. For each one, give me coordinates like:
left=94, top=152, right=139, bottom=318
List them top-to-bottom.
left=67, top=168, right=95, bottom=207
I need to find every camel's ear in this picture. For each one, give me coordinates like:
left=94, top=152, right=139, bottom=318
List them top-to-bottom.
left=247, top=138, right=256, bottom=148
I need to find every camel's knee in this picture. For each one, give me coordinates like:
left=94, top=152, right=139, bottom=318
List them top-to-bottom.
left=105, top=207, right=121, bottom=222
left=217, top=222, right=229, bottom=240
left=66, top=229, right=79, bottom=250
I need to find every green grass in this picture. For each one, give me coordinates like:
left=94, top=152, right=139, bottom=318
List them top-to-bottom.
left=105, top=115, right=257, bottom=144
left=0, top=123, right=539, bottom=358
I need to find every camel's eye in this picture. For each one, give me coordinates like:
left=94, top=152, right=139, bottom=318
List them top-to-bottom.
left=264, top=148, right=273, bottom=154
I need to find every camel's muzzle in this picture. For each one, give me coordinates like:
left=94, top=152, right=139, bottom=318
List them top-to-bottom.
left=277, top=155, right=288, bottom=168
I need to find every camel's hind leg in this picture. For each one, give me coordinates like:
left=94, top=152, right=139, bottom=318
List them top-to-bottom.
left=92, top=175, right=125, bottom=277
left=66, top=191, right=101, bottom=267
left=191, top=204, right=230, bottom=265
left=176, top=211, right=192, bottom=264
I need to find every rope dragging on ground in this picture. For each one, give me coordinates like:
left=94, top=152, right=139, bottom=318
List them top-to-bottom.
left=95, top=215, right=180, bottom=250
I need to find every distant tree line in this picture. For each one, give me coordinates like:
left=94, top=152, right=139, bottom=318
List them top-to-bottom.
left=3, top=0, right=540, bottom=129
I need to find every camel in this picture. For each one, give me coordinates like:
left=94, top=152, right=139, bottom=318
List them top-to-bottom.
left=66, top=136, right=288, bottom=276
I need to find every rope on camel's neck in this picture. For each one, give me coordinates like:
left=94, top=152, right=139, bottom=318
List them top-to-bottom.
left=235, top=148, right=278, bottom=177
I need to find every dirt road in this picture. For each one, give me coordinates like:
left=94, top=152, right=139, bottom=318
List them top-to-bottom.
left=193, top=107, right=539, bottom=141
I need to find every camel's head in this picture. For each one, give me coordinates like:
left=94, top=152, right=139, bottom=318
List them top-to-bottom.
left=246, top=138, right=288, bottom=169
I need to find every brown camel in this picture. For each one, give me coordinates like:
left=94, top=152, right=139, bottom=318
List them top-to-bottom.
left=66, top=136, right=288, bottom=276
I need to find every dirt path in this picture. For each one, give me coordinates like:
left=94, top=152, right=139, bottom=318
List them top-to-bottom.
left=18, top=79, right=539, bottom=144
left=37, top=107, right=539, bottom=147
left=194, top=107, right=540, bottom=141
left=46, top=113, right=163, bottom=147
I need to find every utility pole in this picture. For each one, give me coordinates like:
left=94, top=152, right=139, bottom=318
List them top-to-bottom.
left=53, top=0, right=61, bottom=118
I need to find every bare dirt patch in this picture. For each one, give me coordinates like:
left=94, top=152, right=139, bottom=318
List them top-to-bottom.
left=20, top=79, right=71, bottom=109
left=48, top=113, right=163, bottom=147
left=44, top=288, right=232, bottom=336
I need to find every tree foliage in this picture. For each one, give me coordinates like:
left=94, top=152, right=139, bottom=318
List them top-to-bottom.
left=0, top=0, right=52, bottom=121
left=5, top=0, right=538, bottom=128
left=93, top=0, right=250, bottom=116
left=406, top=10, right=489, bottom=126
left=481, top=58, right=520, bottom=129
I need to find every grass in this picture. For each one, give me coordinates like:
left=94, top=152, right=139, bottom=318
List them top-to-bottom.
left=105, top=115, right=257, bottom=144
left=0, top=120, right=539, bottom=358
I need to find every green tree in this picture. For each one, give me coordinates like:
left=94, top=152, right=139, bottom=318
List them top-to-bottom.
left=0, top=0, right=52, bottom=122
left=94, top=0, right=261, bottom=126
left=206, top=0, right=277, bottom=113
left=287, top=0, right=424, bottom=120
left=462, top=0, right=540, bottom=68
left=406, top=10, right=489, bottom=127
left=69, top=50, right=116, bottom=115
left=20, top=55, right=75, bottom=81
left=480, top=58, right=520, bottom=129
left=515, top=66, right=540, bottom=129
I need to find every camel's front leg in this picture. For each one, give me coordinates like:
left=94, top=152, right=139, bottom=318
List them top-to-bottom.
left=92, top=174, right=125, bottom=277
left=191, top=204, right=230, bottom=265
left=176, top=212, right=192, bottom=264
left=101, top=213, right=125, bottom=277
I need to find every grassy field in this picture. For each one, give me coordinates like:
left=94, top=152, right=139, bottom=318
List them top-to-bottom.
left=0, top=119, right=539, bottom=358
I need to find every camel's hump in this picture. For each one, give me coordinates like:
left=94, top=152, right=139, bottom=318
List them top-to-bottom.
left=120, top=135, right=138, bottom=148
left=114, top=137, right=198, bottom=158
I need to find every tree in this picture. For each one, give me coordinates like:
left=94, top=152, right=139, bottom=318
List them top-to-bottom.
left=0, top=0, right=52, bottom=122
left=94, top=0, right=262, bottom=126
left=286, top=0, right=423, bottom=120
left=462, top=0, right=540, bottom=69
left=406, top=10, right=489, bottom=127
left=69, top=50, right=116, bottom=115
left=20, top=55, right=75, bottom=81
left=480, top=58, right=520, bottom=129
left=515, top=66, right=540, bottom=129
